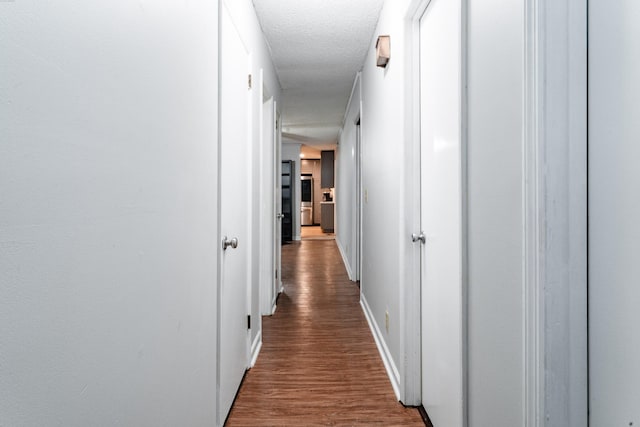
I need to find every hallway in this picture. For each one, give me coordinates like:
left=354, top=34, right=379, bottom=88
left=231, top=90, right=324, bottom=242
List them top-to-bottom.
left=5, top=0, right=637, bottom=425
left=226, top=241, right=424, bottom=426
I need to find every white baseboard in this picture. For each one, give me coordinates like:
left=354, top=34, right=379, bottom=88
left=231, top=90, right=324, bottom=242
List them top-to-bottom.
left=336, top=237, right=354, bottom=281
left=360, top=294, right=401, bottom=400
left=250, top=330, right=262, bottom=368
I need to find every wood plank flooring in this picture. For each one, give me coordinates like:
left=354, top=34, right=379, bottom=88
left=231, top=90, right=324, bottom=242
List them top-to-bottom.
left=301, top=225, right=335, bottom=240
left=225, top=240, right=424, bottom=426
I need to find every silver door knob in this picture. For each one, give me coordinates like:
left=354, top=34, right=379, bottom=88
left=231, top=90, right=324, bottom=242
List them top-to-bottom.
left=276, top=213, right=283, bottom=220
left=411, top=232, right=426, bottom=244
left=222, top=236, right=239, bottom=250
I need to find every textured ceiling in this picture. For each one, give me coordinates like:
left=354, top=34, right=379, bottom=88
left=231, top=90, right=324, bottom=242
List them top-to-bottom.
left=252, top=0, right=384, bottom=145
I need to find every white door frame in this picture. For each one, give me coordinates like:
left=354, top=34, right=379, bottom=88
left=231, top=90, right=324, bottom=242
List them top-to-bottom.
left=522, top=0, right=588, bottom=425
left=274, top=108, right=283, bottom=296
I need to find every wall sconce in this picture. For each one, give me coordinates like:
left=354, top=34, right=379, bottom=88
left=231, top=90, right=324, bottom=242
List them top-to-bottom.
left=376, top=35, right=390, bottom=68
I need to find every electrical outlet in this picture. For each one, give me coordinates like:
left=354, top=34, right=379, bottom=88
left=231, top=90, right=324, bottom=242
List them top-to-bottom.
left=385, top=310, right=389, bottom=333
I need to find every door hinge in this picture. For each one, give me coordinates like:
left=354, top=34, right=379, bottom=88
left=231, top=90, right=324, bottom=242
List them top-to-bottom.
left=248, top=74, right=252, bottom=89
left=275, top=269, right=278, bottom=279
left=247, top=315, right=251, bottom=330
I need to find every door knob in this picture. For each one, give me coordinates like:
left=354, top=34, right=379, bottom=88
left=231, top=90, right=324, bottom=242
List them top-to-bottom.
left=276, top=213, right=283, bottom=220
left=411, top=232, right=426, bottom=244
left=222, top=236, right=239, bottom=250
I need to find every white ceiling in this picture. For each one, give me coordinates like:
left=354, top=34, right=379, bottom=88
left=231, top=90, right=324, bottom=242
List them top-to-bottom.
left=252, top=0, right=385, bottom=146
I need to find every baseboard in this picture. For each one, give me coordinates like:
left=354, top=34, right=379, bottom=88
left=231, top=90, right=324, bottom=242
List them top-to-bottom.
left=336, top=237, right=354, bottom=281
left=360, top=294, right=401, bottom=400
left=250, top=330, right=262, bottom=368
left=418, top=405, right=434, bottom=427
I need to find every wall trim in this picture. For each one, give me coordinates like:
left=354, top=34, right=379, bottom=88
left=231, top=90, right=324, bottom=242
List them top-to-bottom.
left=522, top=0, right=545, bottom=424
left=523, top=0, right=589, bottom=425
left=336, top=237, right=355, bottom=281
left=361, top=294, right=401, bottom=400
left=249, top=330, right=262, bottom=368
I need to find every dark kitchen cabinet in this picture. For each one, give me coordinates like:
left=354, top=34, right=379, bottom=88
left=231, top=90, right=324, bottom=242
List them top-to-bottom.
left=321, top=150, right=334, bottom=188
left=321, top=203, right=334, bottom=233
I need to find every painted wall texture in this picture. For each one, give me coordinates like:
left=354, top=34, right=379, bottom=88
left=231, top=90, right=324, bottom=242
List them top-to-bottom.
left=359, top=0, right=413, bottom=396
left=466, top=0, right=525, bottom=423
left=589, top=1, right=640, bottom=424
left=0, top=2, right=220, bottom=425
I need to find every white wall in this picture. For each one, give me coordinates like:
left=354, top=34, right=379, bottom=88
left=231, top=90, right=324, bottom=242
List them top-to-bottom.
left=221, top=0, right=281, bottom=353
left=359, top=0, right=412, bottom=396
left=466, top=0, right=525, bottom=423
left=0, top=1, right=219, bottom=425
left=589, top=1, right=640, bottom=424
left=336, top=75, right=361, bottom=281
left=282, top=143, right=302, bottom=240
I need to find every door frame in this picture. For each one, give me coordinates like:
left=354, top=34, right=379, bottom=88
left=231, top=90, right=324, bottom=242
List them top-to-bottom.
left=404, top=0, right=469, bottom=415
left=522, top=0, right=588, bottom=425
left=260, top=84, right=277, bottom=316
left=274, top=108, right=283, bottom=297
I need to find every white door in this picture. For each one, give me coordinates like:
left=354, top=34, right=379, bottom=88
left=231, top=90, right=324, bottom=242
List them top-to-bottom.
left=419, top=0, right=464, bottom=425
left=589, top=1, right=640, bottom=424
left=218, top=2, right=250, bottom=423
left=274, top=112, right=283, bottom=295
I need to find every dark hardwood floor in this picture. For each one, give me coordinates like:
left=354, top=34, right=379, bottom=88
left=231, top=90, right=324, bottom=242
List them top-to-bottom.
left=225, top=240, right=424, bottom=426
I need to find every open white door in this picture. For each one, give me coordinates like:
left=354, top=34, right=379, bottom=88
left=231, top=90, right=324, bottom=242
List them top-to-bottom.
left=418, top=0, right=464, bottom=425
left=218, top=2, right=251, bottom=423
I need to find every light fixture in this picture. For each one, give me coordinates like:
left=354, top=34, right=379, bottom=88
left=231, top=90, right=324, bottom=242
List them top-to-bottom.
left=376, top=35, right=390, bottom=68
